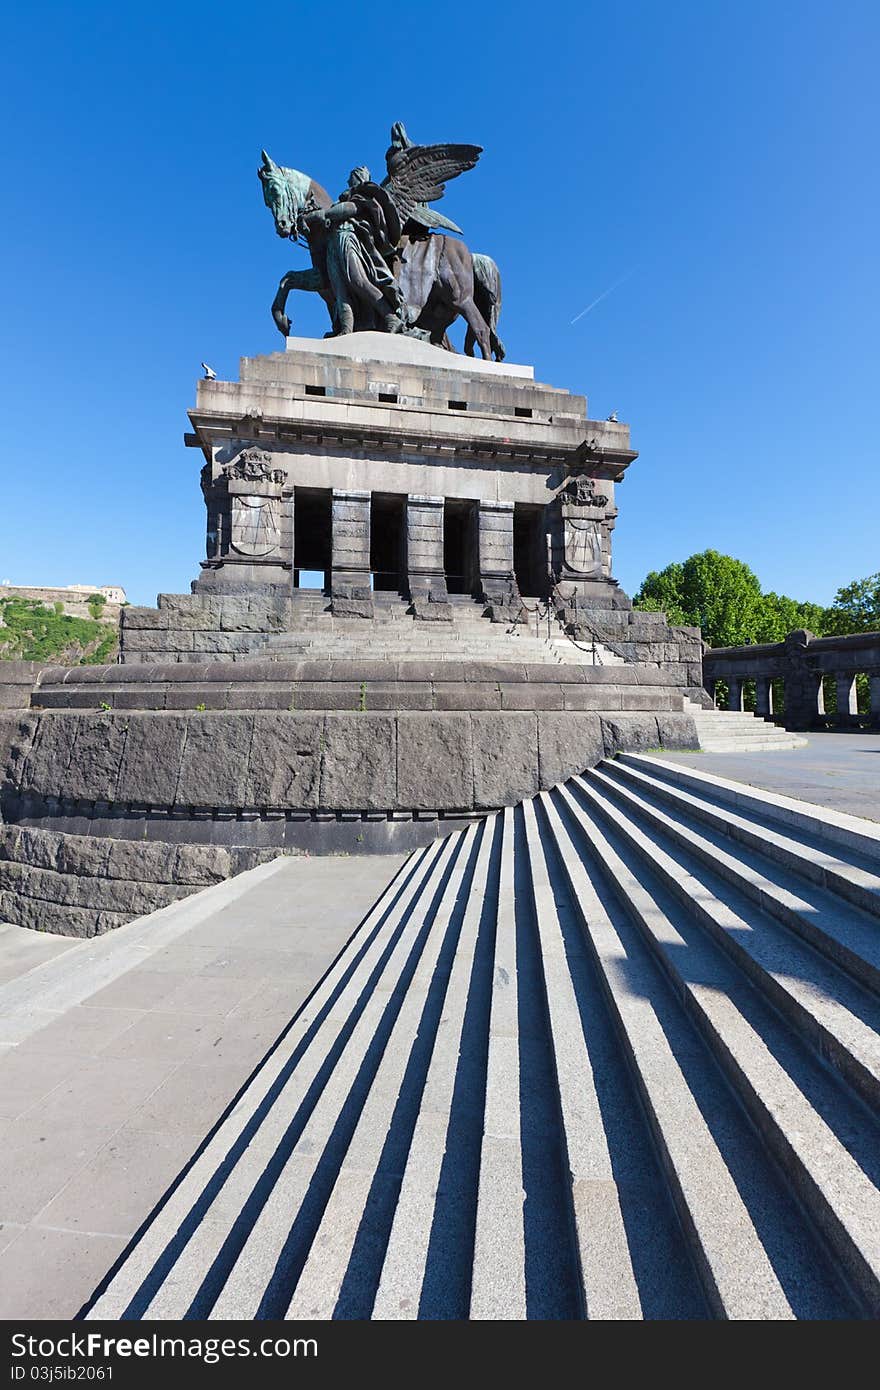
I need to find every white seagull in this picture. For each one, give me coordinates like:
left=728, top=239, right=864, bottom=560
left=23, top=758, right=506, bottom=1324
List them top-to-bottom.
left=201, top=362, right=217, bottom=380
left=607, top=411, right=618, bottom=422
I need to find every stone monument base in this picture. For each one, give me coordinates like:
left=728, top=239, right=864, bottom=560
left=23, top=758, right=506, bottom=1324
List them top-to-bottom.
left=0, top=336, right=703, bottom=936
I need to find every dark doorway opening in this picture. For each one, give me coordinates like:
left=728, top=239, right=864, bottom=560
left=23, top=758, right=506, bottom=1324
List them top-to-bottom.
left=293, top=488, right=332, bottom=590
left=370, top=493, right=406, bottom=592
left=444, top=499, right=477, bottom=595
left=513, top=503, right=547, bottom=598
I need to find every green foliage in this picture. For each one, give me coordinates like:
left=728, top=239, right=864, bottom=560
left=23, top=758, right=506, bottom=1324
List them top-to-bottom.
left=634, top=549, right=764, bottom=646
left=635, top=554, right=880, bottom=651
left=635, top=556, right=878, bottom=718
left=823, top=572, right=880, bottom=636
left=87, top=592, right=107, bottom=620
left=753, top=592, right=827, bottom=644
left=0, top=597, right=118, bottom=665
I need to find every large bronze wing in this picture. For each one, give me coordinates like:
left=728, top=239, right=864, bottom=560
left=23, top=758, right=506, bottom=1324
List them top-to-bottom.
left=382, top=142, right=482, bottom=228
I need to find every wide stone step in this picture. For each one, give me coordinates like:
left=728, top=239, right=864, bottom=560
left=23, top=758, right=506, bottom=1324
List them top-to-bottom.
left=692, top=712, right=807, bottom=751
left=697, top=737, right=809, bottom=753
left=82, top=757, right=880, bottom=1320
left=602, top=758, right=880, bottom=933
left=580, top=769, right=880, bottom=1110
left=551, top=776, right=880, bottom=1313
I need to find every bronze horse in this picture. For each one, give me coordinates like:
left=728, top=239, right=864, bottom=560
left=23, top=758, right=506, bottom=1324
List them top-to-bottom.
left=259, top=153, right=505, bottom=360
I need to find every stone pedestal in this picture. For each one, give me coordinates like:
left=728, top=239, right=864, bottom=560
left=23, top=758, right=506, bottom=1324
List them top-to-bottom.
left=184, top=333, right=637, bottom=612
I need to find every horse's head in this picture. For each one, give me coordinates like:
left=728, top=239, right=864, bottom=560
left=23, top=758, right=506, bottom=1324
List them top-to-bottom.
left=258, top=149, right=310, bottom=239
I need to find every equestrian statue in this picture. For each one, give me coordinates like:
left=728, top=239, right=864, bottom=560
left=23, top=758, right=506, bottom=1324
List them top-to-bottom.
left=258, top=122, right=505, bottom=361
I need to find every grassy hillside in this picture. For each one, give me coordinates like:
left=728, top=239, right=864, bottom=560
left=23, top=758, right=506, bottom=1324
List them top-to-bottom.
left=0, top=597, right=119, bottom=665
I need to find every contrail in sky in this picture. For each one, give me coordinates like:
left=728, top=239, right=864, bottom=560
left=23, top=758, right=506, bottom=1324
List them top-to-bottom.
left=570, top=267, right=637, bottom=325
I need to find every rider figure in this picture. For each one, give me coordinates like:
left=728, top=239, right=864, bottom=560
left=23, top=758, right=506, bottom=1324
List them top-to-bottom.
left=304, top=167, right=407, bottom=334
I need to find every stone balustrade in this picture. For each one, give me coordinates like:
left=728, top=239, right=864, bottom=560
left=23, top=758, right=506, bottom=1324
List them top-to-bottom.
left=703, top=628, right=880, bottom=730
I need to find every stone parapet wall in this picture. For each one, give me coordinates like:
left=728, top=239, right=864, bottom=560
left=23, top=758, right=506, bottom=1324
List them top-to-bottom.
left=33, top=657, right=686, bottom=714
left=0, top=663, right=46, bottom=709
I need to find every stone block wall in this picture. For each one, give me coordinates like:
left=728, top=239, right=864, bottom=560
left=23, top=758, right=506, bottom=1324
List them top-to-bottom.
left=120, top=593, right=286, bottom=663
left=559, top=601, right=704, bottom=695
left=0, top=824, right=279, bottom=938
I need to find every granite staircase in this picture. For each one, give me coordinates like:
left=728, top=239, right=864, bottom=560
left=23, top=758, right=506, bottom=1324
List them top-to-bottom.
left=260, top=592, right=624, bottom=667
left=691, top=708, right=808, bottom=753
left=84, top=752, right=880, bottom=1321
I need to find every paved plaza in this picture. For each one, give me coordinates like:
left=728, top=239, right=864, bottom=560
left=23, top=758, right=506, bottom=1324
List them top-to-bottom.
left=663, top=730, right=880, bottom=821
left=0, top=854, right=406, bottom=1318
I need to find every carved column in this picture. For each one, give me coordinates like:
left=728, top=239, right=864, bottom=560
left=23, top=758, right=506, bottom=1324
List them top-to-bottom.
left=331, top=489, right=373, bottom=618
left=406, top=495, right=450, bottom=620
left=477, top=501, right=518, bottom=613
left=780, top=630, right=822, bottom=730
left=834, top=671, right=860, bottom=726
left=870, top=675, right=880, bottom=729
left=727, top=676, right=744, bottom=712
left=755, top=676, right=773, bottom=720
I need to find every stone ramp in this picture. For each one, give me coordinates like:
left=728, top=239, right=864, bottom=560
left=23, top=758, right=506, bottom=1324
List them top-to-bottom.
left=84, top=756, right=880, bottom=1320
left=0, top=854, right=408, bottom=1319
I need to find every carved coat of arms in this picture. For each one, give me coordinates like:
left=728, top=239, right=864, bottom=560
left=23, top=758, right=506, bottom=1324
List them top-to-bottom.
left=558, top=475, right=608, bottom=578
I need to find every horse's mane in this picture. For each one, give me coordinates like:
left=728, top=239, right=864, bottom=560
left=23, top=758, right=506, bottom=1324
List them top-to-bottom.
left=278, top=165, right=314, bottom=209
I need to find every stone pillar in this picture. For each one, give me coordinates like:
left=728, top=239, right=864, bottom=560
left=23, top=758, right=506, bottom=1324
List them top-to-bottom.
left=331, top=489, right=373, bottom=618
left=406, top=495, right=450, bottom=620
left=478, top=500, right=520, bottom=618
left=780, top=630, right=821, bottom=731
left=834, top=671, right=860, bottom=726
left=870, top=674, right=880, bottom=729
left=727, top=676, right=744, bottom=712
left=755, top=676, right=773, bottom=720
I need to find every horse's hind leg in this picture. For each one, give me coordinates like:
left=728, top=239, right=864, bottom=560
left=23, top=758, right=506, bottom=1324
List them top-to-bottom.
left=458, top=297, right=492, bottom=359
left=464, top=324, right=476, bottom=356
left=490, top=328, right=506, bottom=361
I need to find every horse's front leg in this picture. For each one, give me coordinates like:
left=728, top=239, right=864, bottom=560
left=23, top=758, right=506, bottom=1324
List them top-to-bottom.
left=271, top=268, right=325, bottom=337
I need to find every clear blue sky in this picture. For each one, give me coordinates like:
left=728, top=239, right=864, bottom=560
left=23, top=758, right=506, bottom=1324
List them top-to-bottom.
left=1, top=1, right=877, bottom=607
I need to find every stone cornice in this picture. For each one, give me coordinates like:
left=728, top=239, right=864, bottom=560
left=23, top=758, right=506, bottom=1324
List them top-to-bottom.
left=186, top=407, right=637, bottom=478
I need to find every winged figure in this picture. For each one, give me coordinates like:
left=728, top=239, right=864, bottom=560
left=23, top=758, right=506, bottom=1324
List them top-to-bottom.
left=382, top=122, right=481, bottom=236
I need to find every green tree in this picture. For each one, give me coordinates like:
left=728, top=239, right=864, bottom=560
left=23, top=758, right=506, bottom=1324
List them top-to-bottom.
left=634, top=549, right=764, bottom=647
left=822, top=573, right=880, bottom=636
left=754, top=592, right=827, bottom=643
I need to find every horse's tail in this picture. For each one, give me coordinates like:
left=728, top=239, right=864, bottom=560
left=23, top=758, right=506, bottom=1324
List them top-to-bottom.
left=472, top=254, right=506, bottom=361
